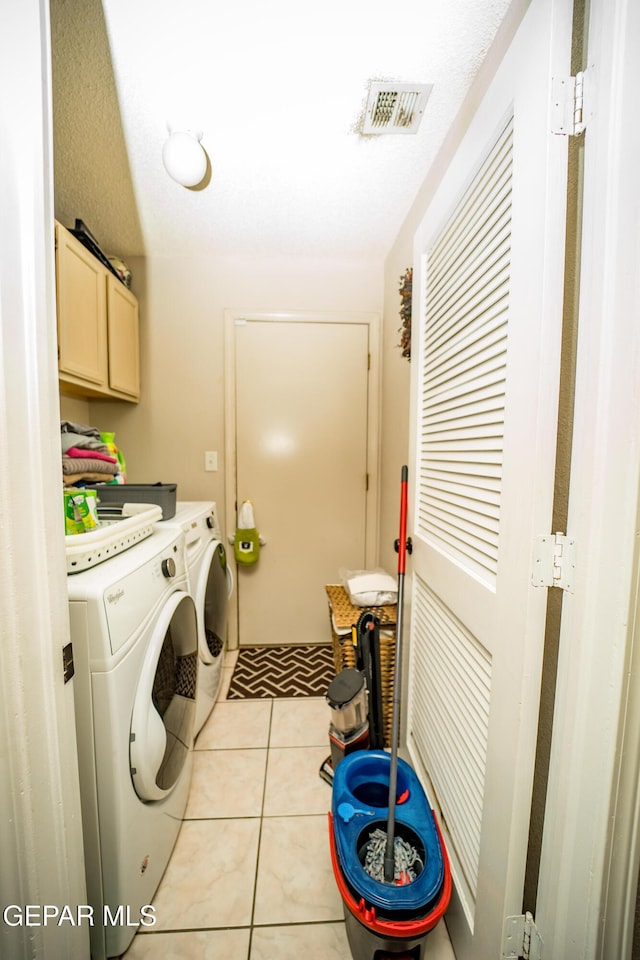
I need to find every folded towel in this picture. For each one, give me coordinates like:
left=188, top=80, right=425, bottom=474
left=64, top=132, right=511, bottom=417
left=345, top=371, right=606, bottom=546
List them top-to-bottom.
left=60, top=420, right=110, bottom=455
left=61, top=420, right=101, bottom=438
left=61, top=432, right=109, bottom=455
left=65, top=446, right=117, bottom=463
left=62, top=456, right=119, bottom=476
left=64, top=473, right=118, bottom=487
left=343, top=570, right=398, bottom=607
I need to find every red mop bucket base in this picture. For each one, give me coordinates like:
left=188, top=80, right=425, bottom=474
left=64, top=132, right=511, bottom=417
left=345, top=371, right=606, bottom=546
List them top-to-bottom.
left=328, top=813, right=452, bottom=960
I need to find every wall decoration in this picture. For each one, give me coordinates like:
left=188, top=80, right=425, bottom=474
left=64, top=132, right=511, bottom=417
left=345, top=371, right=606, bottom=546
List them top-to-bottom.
left=398, top=267, right=413, bottom=360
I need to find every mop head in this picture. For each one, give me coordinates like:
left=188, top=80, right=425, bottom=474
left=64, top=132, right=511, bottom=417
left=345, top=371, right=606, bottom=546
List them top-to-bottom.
left=361, top=828, right=423, bottom=885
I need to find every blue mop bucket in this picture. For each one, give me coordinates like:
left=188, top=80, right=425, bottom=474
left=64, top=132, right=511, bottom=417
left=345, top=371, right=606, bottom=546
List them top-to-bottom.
left=329, top=750, right=451, bottom=959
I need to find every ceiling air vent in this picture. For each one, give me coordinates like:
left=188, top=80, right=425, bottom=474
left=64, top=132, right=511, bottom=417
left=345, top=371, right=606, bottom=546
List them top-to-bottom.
left=362, top=82, right=432, bottom=135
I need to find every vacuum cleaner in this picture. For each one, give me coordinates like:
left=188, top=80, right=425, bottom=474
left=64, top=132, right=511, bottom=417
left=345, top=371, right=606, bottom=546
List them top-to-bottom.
left=328, top=466, right=451, bottom=959
left=319, top=611, right=385, bottom=785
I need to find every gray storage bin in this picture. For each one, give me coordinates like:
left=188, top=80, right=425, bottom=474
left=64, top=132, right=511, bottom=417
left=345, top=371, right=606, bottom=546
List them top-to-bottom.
left=86, top=483, right=177, bottom=519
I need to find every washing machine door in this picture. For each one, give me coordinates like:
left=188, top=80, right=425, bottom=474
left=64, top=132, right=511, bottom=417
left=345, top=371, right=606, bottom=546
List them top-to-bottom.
left=197, top=540, right=232, bottom=664
left=130, top=591, right=198, bottom=802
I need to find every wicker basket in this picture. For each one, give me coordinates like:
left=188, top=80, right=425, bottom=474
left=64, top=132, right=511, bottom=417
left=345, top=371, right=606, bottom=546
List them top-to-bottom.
left=325, top=584, right=397, bottom=747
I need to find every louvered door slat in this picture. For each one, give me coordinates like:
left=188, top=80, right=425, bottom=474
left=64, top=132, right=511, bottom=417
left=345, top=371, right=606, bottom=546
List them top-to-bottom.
left=417, top=120, right=513, bottom=584
left=427, top=135, right=513, bottom=285
left=426, top=159, right=512, bottom=311
left=426, top=208, right=511, bottom=327
left=425, top=239, right=510, bottom=346
left=423, top=282, right=509, bottom=369
left=423, top=312, right=508, bottom=390
left=422, top=345, right=506, bottom=402
left=423, top=372, right=505, bottom=416
left=422, top=387, right=505, bottom=425
left=422, top=395, right=504, bottom=436
left=422, top=471, right=501, bottom=505
left=427, top=489, right=499, bottom=531
left=423, top=515, right=498, bottom=571
left=411, top=576, right=492, bottom=896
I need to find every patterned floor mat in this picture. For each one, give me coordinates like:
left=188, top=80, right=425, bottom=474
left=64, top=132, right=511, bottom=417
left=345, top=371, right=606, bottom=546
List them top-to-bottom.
left=227, top=644, right=336, bottom=699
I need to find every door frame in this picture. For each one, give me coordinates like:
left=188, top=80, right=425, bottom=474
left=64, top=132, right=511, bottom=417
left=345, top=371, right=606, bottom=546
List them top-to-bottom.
left=535, top=0, right=640, bottom=954
left=0, top=1, right=89, bottom=957
left=223, top=309, right=382, bottom=649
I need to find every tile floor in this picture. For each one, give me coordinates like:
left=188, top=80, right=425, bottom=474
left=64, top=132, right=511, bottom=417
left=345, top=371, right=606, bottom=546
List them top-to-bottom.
left=122, top=651, right=456, bottom=959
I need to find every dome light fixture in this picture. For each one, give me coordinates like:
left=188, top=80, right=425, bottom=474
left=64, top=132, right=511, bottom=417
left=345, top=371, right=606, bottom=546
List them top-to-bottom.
left=162, top=125, right=207, bottom=187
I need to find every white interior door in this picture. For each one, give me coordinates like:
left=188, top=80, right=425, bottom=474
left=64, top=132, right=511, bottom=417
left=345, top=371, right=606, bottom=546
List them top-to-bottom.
left=405, top=0, right=573, bottom=956
left=231, top=315, right=372, bottom=647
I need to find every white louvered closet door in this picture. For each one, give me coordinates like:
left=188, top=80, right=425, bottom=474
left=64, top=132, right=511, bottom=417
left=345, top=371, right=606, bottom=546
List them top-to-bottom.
left=406, top=0, right=573, bottom=957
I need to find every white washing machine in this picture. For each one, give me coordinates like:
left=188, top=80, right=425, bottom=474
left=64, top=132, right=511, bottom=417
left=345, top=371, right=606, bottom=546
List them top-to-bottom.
left=159, top=501, right=233, bottom=735
left=67, top=525, right=198, bottom=960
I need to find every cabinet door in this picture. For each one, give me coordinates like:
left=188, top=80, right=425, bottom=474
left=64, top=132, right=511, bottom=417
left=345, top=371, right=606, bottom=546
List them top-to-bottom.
left=55, top=223, right=108, bottom=387
left=106, top=275, right=140, bottom=399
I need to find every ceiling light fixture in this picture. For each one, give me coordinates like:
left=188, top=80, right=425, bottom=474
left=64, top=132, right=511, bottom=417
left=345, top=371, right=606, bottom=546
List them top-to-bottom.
left=162, top=125, right=207, bottom=187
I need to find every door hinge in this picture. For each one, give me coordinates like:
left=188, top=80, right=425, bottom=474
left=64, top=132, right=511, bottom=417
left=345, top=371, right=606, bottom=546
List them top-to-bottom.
left=551, top=71, right=586, bottom=136
left=532, top=532, right=576, bottom=592
left=502, top=912, right=543, bottom=960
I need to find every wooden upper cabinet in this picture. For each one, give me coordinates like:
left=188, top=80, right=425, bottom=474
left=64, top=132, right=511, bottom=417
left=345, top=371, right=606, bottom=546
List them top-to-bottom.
left=55, top=221, right=140, bottom=402
left=55, top=222, right=108, bottom=388
left=106, top=274, right=140, bottom=399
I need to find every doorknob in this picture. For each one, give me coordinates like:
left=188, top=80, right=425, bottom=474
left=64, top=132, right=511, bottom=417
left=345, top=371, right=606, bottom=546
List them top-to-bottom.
left=394, top=536, right=413, bottom=555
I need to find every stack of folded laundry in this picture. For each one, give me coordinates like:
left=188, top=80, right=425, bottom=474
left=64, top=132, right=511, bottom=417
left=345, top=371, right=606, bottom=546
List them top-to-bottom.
left=61, top=420, right=121, bottom=486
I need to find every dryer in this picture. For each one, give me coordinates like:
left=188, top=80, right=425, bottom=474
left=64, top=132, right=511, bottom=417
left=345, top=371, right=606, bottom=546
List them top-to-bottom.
left=160, top=501, right=233, bottom=735
left=67, top=525, right=198, bottom=960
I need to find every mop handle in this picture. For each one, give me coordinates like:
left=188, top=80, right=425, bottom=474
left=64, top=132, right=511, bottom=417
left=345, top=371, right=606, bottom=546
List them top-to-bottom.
left=384, top=465, right=408, bottom=882
left=397, top=465, right=408, bottom=576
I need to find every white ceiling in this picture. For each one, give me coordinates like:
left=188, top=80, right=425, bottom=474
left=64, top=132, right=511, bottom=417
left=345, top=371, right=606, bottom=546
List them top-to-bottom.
left=50, top=0, right=513, bottom=264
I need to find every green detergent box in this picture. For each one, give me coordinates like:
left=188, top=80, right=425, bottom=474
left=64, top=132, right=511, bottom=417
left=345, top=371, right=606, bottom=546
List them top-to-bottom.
left=64, top=489, right=98, bottom=535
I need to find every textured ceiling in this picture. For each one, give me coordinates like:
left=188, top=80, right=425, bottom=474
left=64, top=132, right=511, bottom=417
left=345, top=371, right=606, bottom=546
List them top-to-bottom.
left=50, top=0, right=513, bottom=263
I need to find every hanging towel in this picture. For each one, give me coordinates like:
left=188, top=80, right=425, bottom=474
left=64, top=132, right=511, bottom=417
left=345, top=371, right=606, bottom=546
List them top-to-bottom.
left=234, top=500, right=261, bottom=566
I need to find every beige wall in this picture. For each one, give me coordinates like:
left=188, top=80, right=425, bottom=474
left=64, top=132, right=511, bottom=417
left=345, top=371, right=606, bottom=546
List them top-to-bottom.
left=379, top=240, right=413, bottom=574
left=87, top=254, right=383, bottom=537
left=59, top=393, right=90, bottom=424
